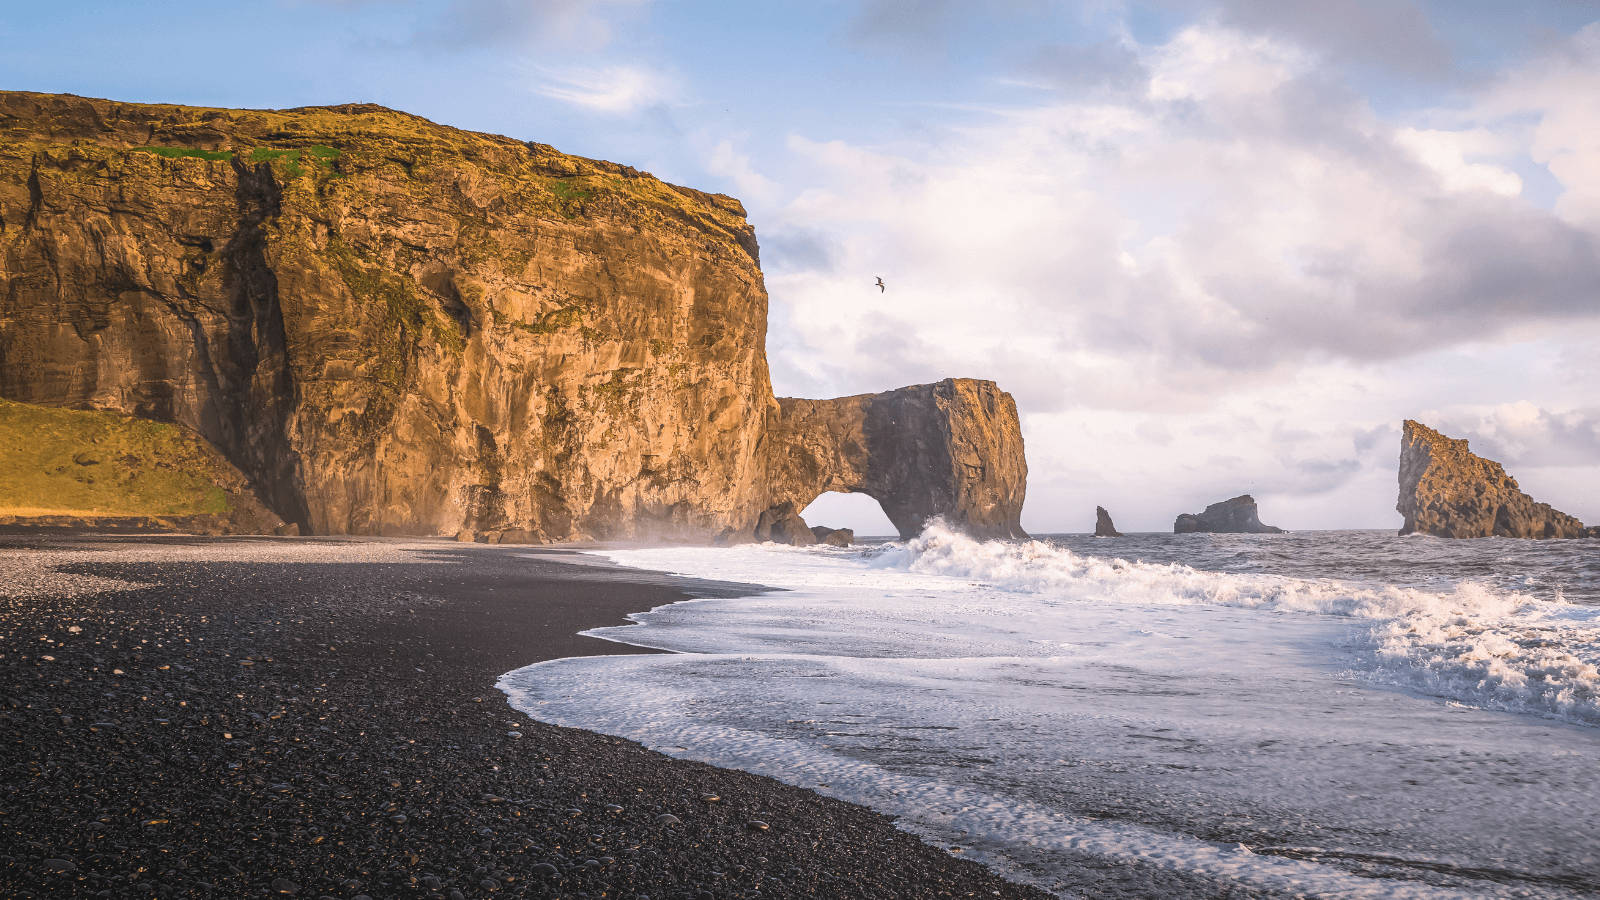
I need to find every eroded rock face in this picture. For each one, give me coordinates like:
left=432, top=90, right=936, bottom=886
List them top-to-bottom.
left=0, top=93, right=1028, bottom=540
left=761, top=379, right=1028, bottom=541
left=1397, top=420, right=1588, bottom=539
left=1174, top=495, right=1283, bottom=534
left=750, top=501, right=815, bottom=546
left=1094, top=506, right=1122, bottom=537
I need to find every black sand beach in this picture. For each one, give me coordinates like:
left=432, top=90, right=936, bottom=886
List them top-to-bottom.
left=0, top=534, right=1057, bottom=900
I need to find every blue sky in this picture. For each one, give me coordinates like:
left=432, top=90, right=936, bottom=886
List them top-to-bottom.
left=7, top=1, right=1600, bottom=534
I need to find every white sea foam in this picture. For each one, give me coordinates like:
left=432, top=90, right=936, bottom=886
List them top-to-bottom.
left=858, top=523, right=1600, bottom=725
left=501, top=524, right=1600, bottom=898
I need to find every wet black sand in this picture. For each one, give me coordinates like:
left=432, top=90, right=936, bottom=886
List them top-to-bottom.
left=0, top=534, right=1057, bottom=900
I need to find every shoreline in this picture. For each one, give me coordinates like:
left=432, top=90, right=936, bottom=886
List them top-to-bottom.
left=0, top=533, right=1058, bottom=900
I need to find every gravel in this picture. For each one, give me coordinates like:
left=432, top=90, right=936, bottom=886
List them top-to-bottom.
left=0, top=533, right=1057, bottom=900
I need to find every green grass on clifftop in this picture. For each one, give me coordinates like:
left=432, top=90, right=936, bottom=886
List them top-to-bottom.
left=0, top=399, right=231, bottom=517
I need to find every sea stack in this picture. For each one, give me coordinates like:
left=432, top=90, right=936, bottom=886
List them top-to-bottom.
left=0, top=91, right=1028, bottom=542
left=1397, top=420, right=1591, bottom=539
left=1174, top=495, right=1284, bottom=534
left=1094, top=506, right=1123, bottom=537
left=811, top=525, right=855, bottom=546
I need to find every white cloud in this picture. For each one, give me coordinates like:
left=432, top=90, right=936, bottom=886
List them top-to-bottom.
left=1484, top=22, right=1600, bottom=228
left=765, top=24, right=1600, bottom=402
left=533, top=64, right=678, bottom=114
left=1393, top=127, right=1522, bottom=196
left=702, top=139, right=780, bottom=205
left=1428, top=402, right=1600, bottom=470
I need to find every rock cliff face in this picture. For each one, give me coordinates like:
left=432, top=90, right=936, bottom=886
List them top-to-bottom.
left=0, top=92, right=1028, bottom=540
left=1397, top=420, right=1589, bottom=539
left=1174, top=495, right=1283, bottom=534
left=1093, top=506, right=1122, bottom=537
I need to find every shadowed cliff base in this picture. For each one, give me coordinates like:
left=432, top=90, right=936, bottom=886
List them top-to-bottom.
left=0, top=92, right=1027, bottom=543
left=1397, top=420, right=1596, bottom=539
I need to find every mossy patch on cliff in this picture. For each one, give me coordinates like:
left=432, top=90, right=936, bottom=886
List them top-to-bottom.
left=249, top=145, right=342, bottom=178
left=132, top=146, right=234, bottom=161
left=0, top=398, right=231, bottom=517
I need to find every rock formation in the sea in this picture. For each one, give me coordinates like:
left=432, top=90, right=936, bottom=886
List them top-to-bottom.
left=0, top=92, right=1028, bottom=540
left=761, top=379, right=1028, bottom=540
left=1397, top=420, right=1590, bottom=539
left=1174, top=495, right=1284, bottom=534
left=748, top=500, right=815, bottom=546
left=1094, top=506, right=1122, bottom=537
left=811, top=525, right=854, bottom=546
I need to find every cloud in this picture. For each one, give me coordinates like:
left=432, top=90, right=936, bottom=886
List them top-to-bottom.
left=310, top=0, right=651, bottom=51
left=845, top=0, right=1045, bottom=60
left=1208, top=0, right=1453, bottom=78
left=1483, top=22, right=1600, bottom=228
left=762, top=24, right=1600, bottom=415
left=1020, top=39, right=1150, bottom=99
left=532, top=64, right=678, bottom=113
left=703, top=139, right=780, bottom=205
left=759, top=225, right=842, bottom=276
left=1427, top=403, right=1600, bottom=469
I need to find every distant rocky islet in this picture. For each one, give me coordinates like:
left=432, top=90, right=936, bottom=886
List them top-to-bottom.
left=1092, top=421, right=1595, bottom=539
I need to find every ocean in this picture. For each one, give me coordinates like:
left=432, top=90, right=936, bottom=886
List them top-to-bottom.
left=499, top=525, right=1600, bottom=899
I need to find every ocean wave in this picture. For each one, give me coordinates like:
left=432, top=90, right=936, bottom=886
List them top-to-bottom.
left=862, top=520, right=1600, bottom=726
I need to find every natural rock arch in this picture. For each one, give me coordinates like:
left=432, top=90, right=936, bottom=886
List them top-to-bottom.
left=760, top=378, right=1028, bottom=540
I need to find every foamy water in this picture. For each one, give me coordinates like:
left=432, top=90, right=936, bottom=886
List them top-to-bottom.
left=500, top=525, right=1600, bottom=898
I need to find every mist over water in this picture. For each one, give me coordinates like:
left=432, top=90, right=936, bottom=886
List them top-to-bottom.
left=501, top=526, right=1600, bottom=898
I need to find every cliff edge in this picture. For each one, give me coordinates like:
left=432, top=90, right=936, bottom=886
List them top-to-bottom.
left=0, top=92, right=1026, bottom=540
left=1397, top=420, right=1588, bottom=539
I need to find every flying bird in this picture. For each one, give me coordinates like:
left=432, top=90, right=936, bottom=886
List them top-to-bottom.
left=875, top=277, right=885, bottom=292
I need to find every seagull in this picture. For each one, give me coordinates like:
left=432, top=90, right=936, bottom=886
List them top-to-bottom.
left=875, top=277, right=885, bottom=292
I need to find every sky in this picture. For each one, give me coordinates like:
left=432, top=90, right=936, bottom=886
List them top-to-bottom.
left=6, top=0, right=1600, bottom=535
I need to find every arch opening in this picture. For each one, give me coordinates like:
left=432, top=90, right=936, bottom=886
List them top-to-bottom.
left=799, top=490, right=898, bottom=538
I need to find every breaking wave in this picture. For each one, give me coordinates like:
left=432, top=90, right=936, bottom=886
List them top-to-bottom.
left=857, top=520, right=1600, bottom=726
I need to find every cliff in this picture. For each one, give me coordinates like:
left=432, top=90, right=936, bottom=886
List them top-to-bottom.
left=0, top=92, right=1027, bottom=540
left=1397, top=420, right=1589, bottom=539
left=1174, top=495, right=1283, bottom=534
